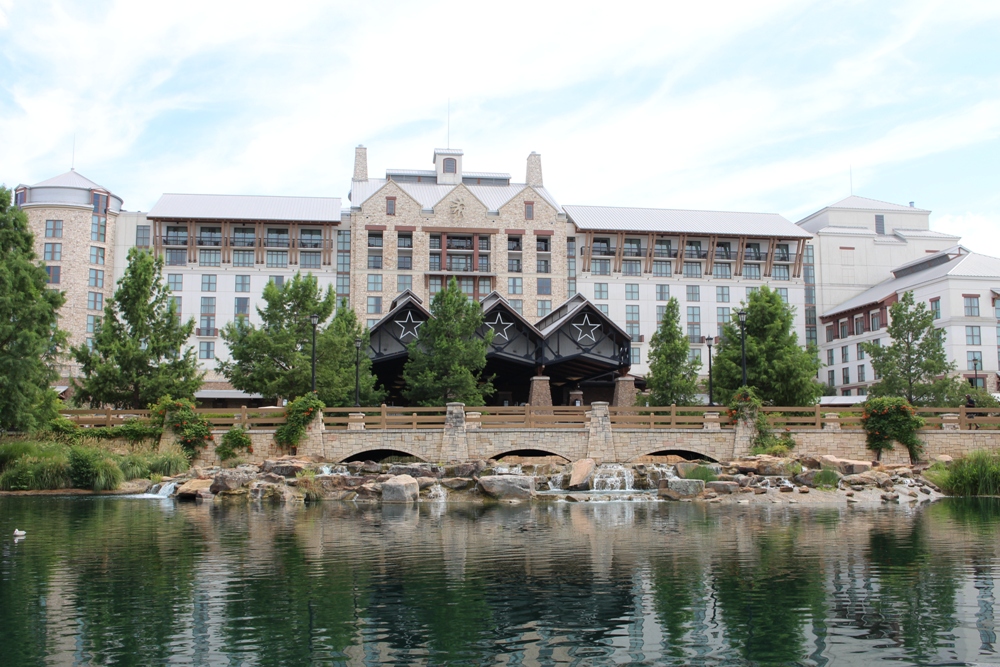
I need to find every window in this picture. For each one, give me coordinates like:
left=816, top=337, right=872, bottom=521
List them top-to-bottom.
left=443, top=157, right=457, bottom=173
left=386, top=197, right=396, bottom=215
left=525, top=202, right=534, bottom=220
left=875, top=214, right=885, bottom=235
left=91, top=216, right=106, bottom=242
left=45, top=220, right=62, bottom=238
left=135, top=225, right=150, bottom=247
left=165, top=226, right=188, bottom=246
left=199, top=227, right=222, bottom=246
left=232, top=228, right=255, bottom=247
left=265, top=228, right=289, bottom=248
left=299, top=229, right=322, bottom=249
left=337, top=230, right=351, bottom=251
left=367, top=233, right=383, bottom=248
left=391, top=233, right=411, bottom=250
left=507, top=235, right=522, bottom=252
left=536, top=236, right=550, bottom=252
left=654, top=239, right=672, bottom=257
left=745, top=242, right=762, bottom=260
left=43, top=243, right=61, bottom=261
left=774, top=244, right=790, bottom=262
left=86, top=246, right=103, bottom=265
left=199, top=250, right=221, bottom=267
left=232, top=250, right=254, bottom=267
left=266, top=251, right=288, bottom=268
left=300, top=252, right=321, bottom=269
left=396, top=254, right=412, bottom=270
left=367, top=255, right=383, bottom=269
left=508, top=258, right=522, bottom=272
left=537, top=259, right=551, bottom=273
left=592, top=259, right=611, bottom=275
left=622, top=260, right=641, bottom=276
left=653, top=261, right=670, bottom=276
left=683, top=262, right=701, bottom=278
left=713, top=263, right=731, bottom=279
left=743, top=264, right=761, bottom=279
left=772, top=265, right=789, bottom=281
left=45, top=266, right=60, bottom=283
left=88, top=269, right=105, bottom=288
left=366, top=274, right=382, bottom=292
left=201, top=275, right=216, bottom=292
left=270, top=275, right=284, bottom=288
left=397, top=275, right=412, bottom=292
left=336, top=276, right=350, bottom=299
left=429, top=277, right=443, bottom=294
left=508, top=277, right=522, bottom=294
left=536, top=278, right=551, bottom=295
left=568, top=278, right=576, bottom=295
left=595, top=283, right=609, bottom=300
left=626, top=284, right=639, bottom=300
left=656, top=285, right=669, bottom=301
left=686, top=285, right=700, bottom=302
left=716, top=286, right=729, bottom=303
left=746, top=287, right=759, bottom=299
left=773, top=288, right=788, bottom=304
left=806, top=288, right=816, bottom=305
left=87, top=292, right=103, bottom=311
left=170, top=296, right=182, bottom=314
left=367, top=296, right=382, bottom=314
left=200, top=297, right=216, bottom=331
left=235, top=297, right=250, bottom=319
left=965, top=297, right=980, bottom=317
left=510, top=299, right=523, bottom=315
left=931, top=299, right=941, bottom=319
left=537, top=300, right=552, bottom=317
left=597, top=304, right=609, bottom=315
left=626, top=305, right=640, bottom=341
left=656, top=305, right=666, bottom=324
left=687, top=306, right=701, bottom=340
left=717, top=307, right=730, bottom=335
left=870, top=312, right=882, bottom=330
left=86, top=314, right=101, bottom=333
left=854, top=316, right=865, bottom=334
left=840, top=322, right=848, bottom=339
left=967, top=326, right=982, bottom=345
left=199, top=341, right=215, bottom=359
left=857, top=343, right=865, bottom=360
left=842, top=345, right=849, bottom=363
left=631, top=347, right=641, bottom=365
left=688, top=349, right=702, bottom=363
left=827, top=349, right=835, bottom=366
left=968, top=351, right=983, bottom=370
left=858, top=365, right=866, bottom=383
left=842, top=367, right=850, bottom=384
left=828, top=370, right=835, bottom=387
left=842, top=389, right=852, bottom=397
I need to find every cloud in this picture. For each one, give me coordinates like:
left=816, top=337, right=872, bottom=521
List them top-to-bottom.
left=935, top=212, right=1000, bottom=258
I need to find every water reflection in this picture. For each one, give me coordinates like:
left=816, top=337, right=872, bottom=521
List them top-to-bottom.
left=1, top=497, right=999, bottom=666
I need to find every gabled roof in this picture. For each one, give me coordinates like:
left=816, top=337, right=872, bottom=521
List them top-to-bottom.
left=32, top=169, right=109, bottom=191
left=350, top=178, right=561, bottom=213
left=149, top=193, right=341, bottom=222
left=826, top=195, right=929, bottom=213
left=564, top=205, right=810, bottom=238
left=480, top=292, right=542, bottom=338
left=534, top=293, right=629, bottom=339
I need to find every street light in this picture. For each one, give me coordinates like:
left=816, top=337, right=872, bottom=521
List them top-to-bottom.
left=737, top=309, right=748, bottom=387
left=309, top=313, right=319, bottom=393
left=705, top=336, right=715, bottom=406
left=354, top=337, right=362, bottom=407
left=974, top=356, right=981, bottom=389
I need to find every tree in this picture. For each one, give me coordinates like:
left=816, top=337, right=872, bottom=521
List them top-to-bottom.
left=0, top=186, right=66, bottom=431
left=73, top=248, right=203, bottom=409
left=219, top=274, right=383, bottom=404
left=402, top=278, right=494, bottom=406
left=713, top=286, right=823, bottom=406
left=863, top=291, right=963, bottom=405
left=644, top=297, right=701, bottom=406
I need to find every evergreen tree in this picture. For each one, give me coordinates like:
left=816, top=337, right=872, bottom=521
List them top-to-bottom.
left=0, top=186, right=66, bottom=431
left=73, top=248, right=203, bottom=409
left=219, top=273, right=336, bottom=401
left=402, top=278, right=494, bottom=406
left=713, top=285, right=822, bottom=406
left=863, top=290, right=963, bottom=405
left=644, top=297, right=701, bottom=406
left=315, top=300, right=385, bottom=407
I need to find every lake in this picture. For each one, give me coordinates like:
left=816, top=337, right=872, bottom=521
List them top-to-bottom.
left=1, top=496, right=998, bottom=666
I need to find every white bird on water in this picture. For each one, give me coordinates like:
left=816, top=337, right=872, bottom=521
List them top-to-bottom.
left=13, top=529, right=26, bottom=537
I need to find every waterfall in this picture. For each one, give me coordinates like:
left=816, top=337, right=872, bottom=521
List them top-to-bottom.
left=494, top=464, right=522, bottom=475
left=592, top=464, right=635, bottom=492
left=156, top=482, right=177, bottom=498
left=425, top=484, right=447, bottom=501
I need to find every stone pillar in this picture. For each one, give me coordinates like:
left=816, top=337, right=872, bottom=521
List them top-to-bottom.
left=353, top=145, right=367, bottom=181
left=526, top=151, right=543, bottom=187
left=529, top=376, right=553, bottom=409
left=612, top=376, right=636, bottom=408
left=569, top=389, right=584, bottom=407
left=440, top=402, right=470, bottom=461
left=586, top=402, right=617, bottom=462
left=299, top=410, right=326, bottom=458
left=466, top=412, right=481, bottom=430
left=703, top=412, right=721, bottom=431
left=348, top=413, right=366, bottom=431
left=822, top=413, right=841, bottom=431
left=942, top=414, right=960, bottom=431
left=732, top=419, right=754, bottom=459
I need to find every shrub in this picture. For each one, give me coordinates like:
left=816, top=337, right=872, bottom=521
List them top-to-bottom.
left=730, top=386, right=796, bottom=454
left=274, top=393, right=325, bottom=450
left=150, top=396, right=212, bottom=456
left=861, top=396, right=925, bottom=462
left=47, top=416, right=81, bottom=438
left=112, top=418, right=162, bottom=444
left=216, top=426, right=253, bottom=461
left=0, top=441, right=41, bottom=471
left=68, top=446, right=123, bottom=491
left=148, top=448, right=190, bottom=477
left=941, top=450, right=1000, bottom=496
left=119, top=453, right=151, bottom=480
left=0, top=458, right=34, bottom=490
left=92, top=458, right=124, bottom=491
left=923, top=461, right=950, bottom=490
left=685, top=465, right=718, bottom=483
left=813, top=467, right=841, bottom=489
left=296, top=469, right=323, bottom=502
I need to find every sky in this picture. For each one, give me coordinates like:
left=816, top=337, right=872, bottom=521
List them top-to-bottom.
left=2, top=0, right=999, bottom=249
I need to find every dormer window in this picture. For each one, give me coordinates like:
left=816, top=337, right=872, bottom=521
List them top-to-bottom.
left=443, top=158, right=457, bottom=174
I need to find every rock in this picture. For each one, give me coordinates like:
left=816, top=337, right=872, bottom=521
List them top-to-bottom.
left=935, top=454, right=953, bottom=464
left=799, top=456, right=824, bottom=470
left=822, top=456, right=872, bottom=475
left=757, top=457, right=798, bottom=477
left=568, top=458, right=596, bottom=490
left=262, top=459, right=307, bottom=478
left=734, top=460, right=760, bottom=474
left=444, top=461, right=487, bottom=478
left=674, top=462, right=702, bottom=479
left=388, top=463, right=443, bottom=479
left=189, top=466, right=207, bottom=480
left=793, top=468, right=843, bottom=488
left=894, top=468, right=913, bottom=478
left=210, top=469, right=256, bottom=494
left=844, top=471, right=891, bottom=488
left=261, top=473, right=286, bottom=484
left=716, top=474, right=737, bottom=482
left=315, top=475, right=366, bottom=491
left=382, top=475, right=419, bottom=503
left=478, top=475, right=536, bottom=500
left=414, top=476, right=437, bottom=490
left=441, top=477, right=474, bottom=491
left=175, top=478, right=214, bottom=499
left=660, top=478, right=705, bottom=498
left=249, top=481, right=303, bottom=503
left=706, top=481, right=739, bottom=495
left=356, top=483, right=382, bottom=500
left=851, top=484, right=865, bottom=492
left=779, top=485, right=794, bottom=493
left=739, top=486, right=754, bottom=493
left=797, top=486, right=810, bottom=493
left=920, top=486, right=931, bottom=495
left=753, top=487, right=767, bottom=494
left=659, top=489, right=684, bottom=501
left=904, top=489, right=918, bottom=498
left=702, top=491, right=719, bottom=500
left=845, top=491, right=854, bottom=497
left=881, top=492, right=899, bottom=503
left=566, top=493, right=590, bottom=503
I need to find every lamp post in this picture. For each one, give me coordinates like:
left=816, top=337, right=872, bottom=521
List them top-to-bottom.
left=737, top=309, right=748, bottom=387
left=309, top=313, right=319, bottom=393
left=705, top=336, right=715, bottom=406
left=354, top=337, right=362, bottom=407
left=974, top=356, right=980, bottom=389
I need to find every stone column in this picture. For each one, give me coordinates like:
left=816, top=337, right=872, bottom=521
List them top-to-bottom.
left=529, top=376, right=553, bottom=410
left=612, top=376, right=636, bottom=408
left=569, top=389, right=584, bottom=407
left=440, top=402, right=470, bottom=461
left=586, top=402, right=618, bottom=462
left=299, top=410, right=326, bottom=458
left=703, top=412, right=721, bottom=431
left=348, top=413, right=366, bottom=431
left=822, top=413, right=841, bottom=431
left=942, top=414, right=960, bottom=431
left=732, top=419, right=754, bottom=459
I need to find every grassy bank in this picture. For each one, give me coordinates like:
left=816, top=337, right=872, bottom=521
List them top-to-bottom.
left=924, top=450, right=1000, bottom=496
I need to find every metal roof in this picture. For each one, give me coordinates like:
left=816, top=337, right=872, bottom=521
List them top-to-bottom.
left=32, top=169, right=110, bottom=191
left=386, top=169, right=436, bottom=178
left=351, top=179, right=561, bottom=213
left=149, top=193, right=341, bottom=222
left=827, top=195, right=930, bottom=213
left=564, top=205, right=810, bottom=238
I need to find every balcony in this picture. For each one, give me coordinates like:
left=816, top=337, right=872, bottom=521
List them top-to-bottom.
left=196, top=235, right=222, bottom=247
left=162, top=236, right=188, bottom=246
left=230, top=236, right=255, bottom=247
left=263, top=237, right=290, bottom=248
left=298, top=239, right=323, bottom=249
left=446, top=239, right=474, bottom=251
left=622, top=247, right=643, bottom=257
left=654, top=248, right=678, bottom=258
left=684, top=249, right=708, bottom=259
left=714, top=249, right=733, bottom=260
left=744, top=250, right=766, bottom=261
left=773, top=252, right=794, bottom=263
left=196, top=327, right=218, bottom=337
left=687, top=334, right=703, bottom=343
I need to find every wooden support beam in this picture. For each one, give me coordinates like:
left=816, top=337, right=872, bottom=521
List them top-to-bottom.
left=675, top=234, right=687, bottom=274
left=705, top=234, right=718, bottom=276
left=734, top=236, right=747, bottom=276
left=763, top=237, right=777, bottom=278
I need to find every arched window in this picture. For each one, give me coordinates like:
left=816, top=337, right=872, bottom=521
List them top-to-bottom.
left=443, top=158, right=457, bottom=174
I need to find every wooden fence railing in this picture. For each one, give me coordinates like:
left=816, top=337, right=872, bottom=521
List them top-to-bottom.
left=57, top=405, right=1000, bottom=431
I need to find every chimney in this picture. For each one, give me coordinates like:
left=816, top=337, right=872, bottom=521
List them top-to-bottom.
left=353, top=145, right=368, bottom=181
left=526, top=151, right=543, bottom=188
left=909, top=201, right=915, bottom=207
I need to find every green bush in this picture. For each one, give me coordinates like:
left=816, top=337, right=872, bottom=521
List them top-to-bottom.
left=275, top=393, right=325, bottom=449
left=150, top=396, right=212, bottom=455
left=861, top=397, right=925, bottom=462
left=47, top=416, right=81, bottom=438
left=216, top=426, right=253, bottom=461
left=0, top=441, right=41, bottom=471
left=68, top=446, right=123, bottom=491
left=148, top=449, right=190, bottom=477
left=941, top=450, right=1000, bottom=496
left=119, top=453, right=151, bottom=480
left=92, top=457, right=124, bottom=491
left=0, top=458, right=35, bottom=490
left=923, top=461, right=950, bottom=489
left=685, top=465, right=718, bottom=483
left=813, top=467, right=841, bottom=489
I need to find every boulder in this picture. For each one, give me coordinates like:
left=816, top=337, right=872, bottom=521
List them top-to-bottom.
left=935, top=454, right=953, bottom=464
left=799, top=456, right=824, bottom=470
left=821, top=456, right=872, bottom=475
left=757, top=457, right=798, bottom=477
left=568, top=458, right=596, bottom=490
left=262, top=459, right=307, bottom=478
left=734, top=460, right=760, bottom=474
left=444, top=461, right=487, bottom=478
left=675, top=462, right=702, bottom=479
left=388, top=463, right=443, bottom=479
left=793, top=468, right=843, bottom=488
left=210, top=469, right=256, bottom=494
left=844, top=471, right=891, bottom=488
left=261, top=473, right=287, bottom=484
left=382, top=474, right=419, bottom=503
left=315, top=475, right=366, bottom=491
left=478, top=475, right=536, bottom=500
left=414, top=476, right=438, bottom=490
left=441, top=477, right=475, bottom=491
left=175, top=478, right=214, bottom=500
left=660, top=478, right=704, bottom=498
left=249, top=481, right=303, bottom=503
left=706, top=481, right=739, bottom=495
left=356, top=483, right=382, bottom=500
left=779, top=485, right=794, bottom=493
left=797, top=486, right=810, bottom=493
left=881, top=492, right=900, bottom=503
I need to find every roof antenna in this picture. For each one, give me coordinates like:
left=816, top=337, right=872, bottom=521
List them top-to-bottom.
left=71, top=133, right=76, bottom=171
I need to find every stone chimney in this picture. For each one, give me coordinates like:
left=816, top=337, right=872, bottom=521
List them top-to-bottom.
left=353, top=145, right=368, bottom=181
left=526, top=151, right=543, bottom=188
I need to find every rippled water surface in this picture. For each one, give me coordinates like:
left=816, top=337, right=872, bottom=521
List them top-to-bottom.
left=2, top=497, right=1000, bottom=666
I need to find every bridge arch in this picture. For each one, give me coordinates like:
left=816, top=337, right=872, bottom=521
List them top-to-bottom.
left=340, top=448, right=427, bottom=464
left=490, top=448, right=571, bottom=464
left=629, top=449, right=719, bottom=464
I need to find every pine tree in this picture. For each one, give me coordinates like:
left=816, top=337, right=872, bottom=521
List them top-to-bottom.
left=0, top=186, right=66, bottom=431
left=72, top=248, right=203, bottom=409
left=402, top=278, right=494, bottom=406
left=713, top=286, right=822, bottom=406
left=863, top=290, right=962, bottom=405
left=645, top=297, right=701, bottom=406
left=315, top=300, right=385, bottom=407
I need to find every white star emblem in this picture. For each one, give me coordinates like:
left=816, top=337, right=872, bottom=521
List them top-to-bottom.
left=395, top=311, right=424, bottom=340
left=485, top=313, right=513, bottom=341
left=572, top=314, right=601, bottom=343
